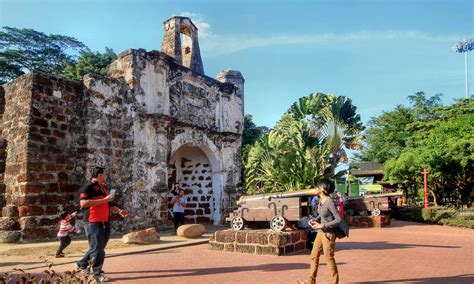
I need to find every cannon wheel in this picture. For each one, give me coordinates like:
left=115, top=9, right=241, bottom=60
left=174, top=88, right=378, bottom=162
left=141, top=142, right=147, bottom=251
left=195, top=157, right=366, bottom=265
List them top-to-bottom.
left=371, top=208, right=381, bottom=216
left=270, top=215, right=287, bottom=232
left=231, top=217, right=245, bottom=231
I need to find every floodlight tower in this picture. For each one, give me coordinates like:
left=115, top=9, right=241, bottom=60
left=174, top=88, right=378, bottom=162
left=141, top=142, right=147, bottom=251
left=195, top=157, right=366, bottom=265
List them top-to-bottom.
left=453, top=39, right=474, bottom=98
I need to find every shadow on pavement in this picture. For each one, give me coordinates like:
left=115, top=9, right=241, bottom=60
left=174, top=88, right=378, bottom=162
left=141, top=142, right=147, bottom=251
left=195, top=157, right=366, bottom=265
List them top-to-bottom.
left=336, top=241, right=459, bottom=251
left=0, top=261, right=45, bottom=268
left=108, top=262, right=347, bottom=281
left=355, top=274, right=474, bottom=283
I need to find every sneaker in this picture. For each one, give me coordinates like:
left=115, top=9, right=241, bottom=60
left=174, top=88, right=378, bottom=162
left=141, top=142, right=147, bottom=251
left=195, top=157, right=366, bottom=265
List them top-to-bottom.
left=55, top=253, right=65, bottom=258
left=76, top=265, right=90, bottom=276
left=95, top=273, right=110, bottom=282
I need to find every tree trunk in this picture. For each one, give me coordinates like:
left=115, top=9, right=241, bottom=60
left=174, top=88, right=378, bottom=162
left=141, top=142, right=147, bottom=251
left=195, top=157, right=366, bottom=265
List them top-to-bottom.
left=429, top=190, right=439, bottom=207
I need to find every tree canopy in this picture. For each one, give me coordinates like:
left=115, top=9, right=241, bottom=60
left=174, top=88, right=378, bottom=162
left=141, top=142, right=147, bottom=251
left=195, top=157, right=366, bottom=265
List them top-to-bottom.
left=0, top=26, right=116, bottom=84
left=360, top=93, right=473, bottom=206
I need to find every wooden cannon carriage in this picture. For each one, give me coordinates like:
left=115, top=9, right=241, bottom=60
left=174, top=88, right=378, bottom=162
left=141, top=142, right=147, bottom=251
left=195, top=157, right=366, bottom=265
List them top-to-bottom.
left=226, top=189, right=317, bottom=232
left=345, top=191, right=403, bottom=217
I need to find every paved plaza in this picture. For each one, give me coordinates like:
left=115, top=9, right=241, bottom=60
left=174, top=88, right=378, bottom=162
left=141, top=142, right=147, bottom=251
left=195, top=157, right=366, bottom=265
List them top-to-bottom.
left=2, top=220, right=472, bottom=283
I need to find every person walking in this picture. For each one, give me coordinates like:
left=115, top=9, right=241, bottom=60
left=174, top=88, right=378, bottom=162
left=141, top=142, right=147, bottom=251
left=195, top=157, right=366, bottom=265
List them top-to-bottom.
left=76, top=167, right=128, bottom=282
left=307, top=179, right=342, bottom=284
left=170, top=189, right=187, bottom=233
left=55, top=211, right=80, bottom=258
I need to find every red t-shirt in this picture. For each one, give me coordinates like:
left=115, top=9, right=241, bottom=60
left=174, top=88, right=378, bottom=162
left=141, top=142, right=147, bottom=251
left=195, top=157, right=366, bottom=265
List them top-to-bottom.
left=80, top=182, right=109, bottom=222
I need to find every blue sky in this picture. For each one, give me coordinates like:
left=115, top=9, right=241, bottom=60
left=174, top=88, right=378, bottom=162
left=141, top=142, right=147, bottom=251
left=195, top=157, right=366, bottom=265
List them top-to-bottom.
left=1, top=0, right=473, bottom=127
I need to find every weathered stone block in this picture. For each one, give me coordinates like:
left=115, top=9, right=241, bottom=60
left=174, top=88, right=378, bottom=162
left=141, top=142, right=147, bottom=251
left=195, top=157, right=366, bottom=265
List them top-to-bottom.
left=19, top=184, right=46, bottom=194
left=19, top=205, right=44, bottom=217
left=2, top=206, right=19, bottom=218
left=18, top=216, right=40, bottom=230
left=0, top=217, right=20, bottom=230
left=177, top=224, right=205, bottom=238
left=122, top=227, right=160, bottom=244
left=22, top=228, right=51, bottom=240
left=215, top=230, right=235, bottom=243
left=0, top=231, right=21, bottom=243
left=236, top=231, right=247, bottom=243
left=246, top=231, right=268, bottom=245
left=291, top=232, right=301, bottom=242
left=295, top=241, right=306, bottom=252
left=208, top=242, right=224, bottom=251
left=224, top=243, right=235, bottom=252
left=235, top=244, right=255, bottom=254
left=284, top=244, right=295, bottom=254
left=256, top=246, right=279, bottom=255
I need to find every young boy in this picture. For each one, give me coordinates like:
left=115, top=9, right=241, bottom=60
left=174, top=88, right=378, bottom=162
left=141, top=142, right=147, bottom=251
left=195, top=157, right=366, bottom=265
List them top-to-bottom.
left=56, top=211, right=80, bottom=258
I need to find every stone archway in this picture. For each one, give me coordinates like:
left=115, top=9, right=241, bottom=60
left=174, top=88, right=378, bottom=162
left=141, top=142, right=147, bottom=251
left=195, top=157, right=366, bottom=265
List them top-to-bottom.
left=170, top=133, right=224, bottom=224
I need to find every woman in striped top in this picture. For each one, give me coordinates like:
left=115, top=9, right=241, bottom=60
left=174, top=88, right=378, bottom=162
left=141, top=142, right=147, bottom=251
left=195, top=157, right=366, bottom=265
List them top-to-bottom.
left=56, top=211, right=80, bottom=258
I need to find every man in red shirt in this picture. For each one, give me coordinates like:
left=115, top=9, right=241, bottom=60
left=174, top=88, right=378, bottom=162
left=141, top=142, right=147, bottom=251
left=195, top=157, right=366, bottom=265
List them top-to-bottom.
left=76, top=167, right=128, bottom=282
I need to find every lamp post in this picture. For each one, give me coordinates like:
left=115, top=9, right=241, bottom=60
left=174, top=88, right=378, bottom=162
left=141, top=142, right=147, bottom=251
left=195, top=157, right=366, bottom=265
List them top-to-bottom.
left=453, top=39, right=474, bottom=99
left=422, top=168, right=429, bottom=208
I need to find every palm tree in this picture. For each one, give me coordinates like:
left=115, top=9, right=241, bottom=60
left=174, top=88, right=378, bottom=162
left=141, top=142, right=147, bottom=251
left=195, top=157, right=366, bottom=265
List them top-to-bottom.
left=244, top=93, right=364, bottom=193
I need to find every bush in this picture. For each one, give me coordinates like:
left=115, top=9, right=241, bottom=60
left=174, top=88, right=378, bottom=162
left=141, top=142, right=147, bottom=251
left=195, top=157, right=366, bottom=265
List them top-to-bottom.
left=397, top=206, right=423, bottom=222
left=398, top=206, right=474, bottom=229
left=422, top=207, right=456, bottom=223
left=439, top=214, right=474, bottom=229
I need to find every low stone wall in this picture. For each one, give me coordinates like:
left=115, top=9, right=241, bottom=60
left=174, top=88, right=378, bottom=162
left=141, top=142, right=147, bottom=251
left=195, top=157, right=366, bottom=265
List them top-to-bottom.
left=347, top=215, right=391, bottom=228
left=209, top=229, right=308, bottom=256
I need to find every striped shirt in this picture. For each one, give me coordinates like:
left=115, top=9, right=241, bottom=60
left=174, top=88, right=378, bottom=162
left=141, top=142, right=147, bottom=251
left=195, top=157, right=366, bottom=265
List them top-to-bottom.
left=57, top=217, right=79, bottom=237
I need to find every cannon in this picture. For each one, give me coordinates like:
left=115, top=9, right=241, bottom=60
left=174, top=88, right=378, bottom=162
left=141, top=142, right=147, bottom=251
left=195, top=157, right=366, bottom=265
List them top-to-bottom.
left=226, top=189, right=318, bottom=232
left=345, top=191, right=403, bottom=217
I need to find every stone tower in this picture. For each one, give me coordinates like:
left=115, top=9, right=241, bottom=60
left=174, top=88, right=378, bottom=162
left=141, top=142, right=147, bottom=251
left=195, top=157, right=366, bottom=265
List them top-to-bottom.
left=161, top=16, right=205, bottom=74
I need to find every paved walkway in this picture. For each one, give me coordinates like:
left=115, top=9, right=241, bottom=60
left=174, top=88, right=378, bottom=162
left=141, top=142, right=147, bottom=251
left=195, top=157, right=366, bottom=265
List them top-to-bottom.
left=2, top=221, right=473, bottom=283
left=0, top=225, right=224, bottom=273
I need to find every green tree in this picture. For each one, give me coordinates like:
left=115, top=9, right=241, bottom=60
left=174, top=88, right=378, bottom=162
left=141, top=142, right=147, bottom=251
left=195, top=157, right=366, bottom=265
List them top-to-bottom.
left=0, top=27, right=87, bottom=84
left=64, top=48, right=117, bottom=80
left=359, top=92, right=443, bottom=163
left=244, top=93, right=364, bottom=193
left=377, top=96, right=473, bottom=206
left=242, top=115, right=269, bottom=147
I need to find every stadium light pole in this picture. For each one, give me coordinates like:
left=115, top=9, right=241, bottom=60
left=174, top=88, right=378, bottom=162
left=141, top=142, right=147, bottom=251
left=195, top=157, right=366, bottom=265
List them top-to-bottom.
left=453, top=39, right=474, bottom=99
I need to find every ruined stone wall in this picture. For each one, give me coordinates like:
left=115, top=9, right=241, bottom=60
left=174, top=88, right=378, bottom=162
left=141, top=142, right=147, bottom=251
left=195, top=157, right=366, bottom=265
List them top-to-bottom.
left=0, top=45, right=244, bottom=241
left=105, top=49, right=244, bottom=225
left=0, top=73, right=87, bottom=242
left=0, top=75, right=33, bottom=242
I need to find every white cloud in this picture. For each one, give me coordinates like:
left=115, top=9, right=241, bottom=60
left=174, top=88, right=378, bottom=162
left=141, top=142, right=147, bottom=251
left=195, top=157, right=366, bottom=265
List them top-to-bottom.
left=179, top=11, right=211, bottom=38
left=174, top=12, right=470, bottom=57
left=200, top=30, right=472, bottom=56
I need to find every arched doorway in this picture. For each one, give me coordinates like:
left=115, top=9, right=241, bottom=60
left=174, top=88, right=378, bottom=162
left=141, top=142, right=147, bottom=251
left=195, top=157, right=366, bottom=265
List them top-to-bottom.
left=170, top=144, right=218, bottom=224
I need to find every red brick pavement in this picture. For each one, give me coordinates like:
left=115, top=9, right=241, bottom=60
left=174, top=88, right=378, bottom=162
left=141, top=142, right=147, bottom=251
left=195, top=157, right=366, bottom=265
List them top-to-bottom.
left=59, top=221, right=474, bottom=283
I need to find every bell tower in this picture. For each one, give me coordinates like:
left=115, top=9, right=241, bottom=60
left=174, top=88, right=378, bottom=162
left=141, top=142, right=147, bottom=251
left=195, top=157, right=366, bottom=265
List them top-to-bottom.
left=161, top=16, right=205, bottom=74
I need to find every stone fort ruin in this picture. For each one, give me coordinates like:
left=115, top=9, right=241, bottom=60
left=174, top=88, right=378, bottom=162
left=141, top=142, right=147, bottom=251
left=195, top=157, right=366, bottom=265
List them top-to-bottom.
left=0, top=17, right=244, bottom=242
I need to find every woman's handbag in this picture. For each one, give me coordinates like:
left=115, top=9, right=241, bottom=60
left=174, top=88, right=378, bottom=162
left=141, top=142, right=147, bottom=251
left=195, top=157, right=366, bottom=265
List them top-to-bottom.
left=334, top=220, right=349, bottom=239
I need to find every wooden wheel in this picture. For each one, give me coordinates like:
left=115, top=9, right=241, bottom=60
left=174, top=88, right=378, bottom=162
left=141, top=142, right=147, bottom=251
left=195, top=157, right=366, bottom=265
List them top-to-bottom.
left=270, top=215, right=287, bottom=232
left=231, top=217, right=245, bottom=231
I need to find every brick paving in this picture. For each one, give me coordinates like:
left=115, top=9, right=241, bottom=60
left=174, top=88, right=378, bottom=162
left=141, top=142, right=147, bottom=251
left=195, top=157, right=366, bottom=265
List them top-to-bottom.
left=5, top=221, right=473, bottom=283
left=106, top=221, right=473, bottom=283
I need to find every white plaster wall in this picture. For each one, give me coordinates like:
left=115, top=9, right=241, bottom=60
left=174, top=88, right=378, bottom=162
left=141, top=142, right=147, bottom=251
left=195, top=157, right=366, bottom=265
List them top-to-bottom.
left=138, top=62, right=169, bottom=115
left=220, top=94, right=244, bottom=134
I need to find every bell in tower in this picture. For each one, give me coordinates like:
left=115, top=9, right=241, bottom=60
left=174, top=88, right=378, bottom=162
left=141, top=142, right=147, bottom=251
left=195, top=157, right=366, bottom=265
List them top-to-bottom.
left=161, top=16, right=205, bottom=74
